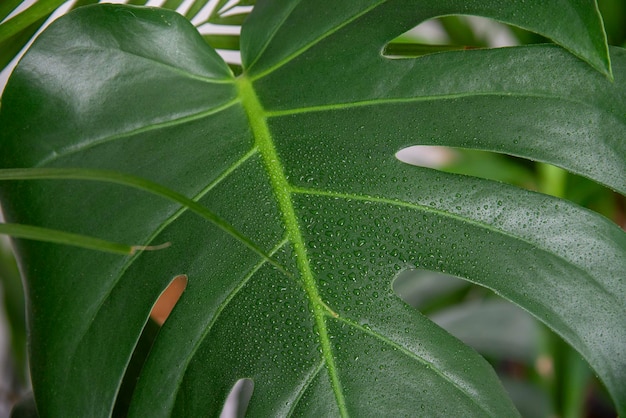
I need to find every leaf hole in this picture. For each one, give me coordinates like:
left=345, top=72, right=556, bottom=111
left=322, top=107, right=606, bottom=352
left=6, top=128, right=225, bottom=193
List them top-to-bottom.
left=383, top=15, right=520, bottom=59
left=395, top=145, right=624, bottom=224
left=395, top=145, right=536, bottom=188
left=391, top=268, right=615, bottom=416
left=392, top=268, right=471, bottom=313
left=392, top=268, right=545, bottom=404
left=392, top=269, right=615, bottom=416
left=112, top=274, right=188, bottom=415
left=150, top=274, right=187, bottom=326
left=220, top=378, right=254, bottom=418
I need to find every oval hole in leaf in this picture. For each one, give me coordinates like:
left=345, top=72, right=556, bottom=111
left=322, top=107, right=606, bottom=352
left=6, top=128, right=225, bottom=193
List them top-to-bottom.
left=383, top=15, right=521, bottom=59
left=395, top=145, right=536, bottom=189
left=392, top=268, right=470, bottom=312
left=113, top=274, right=188, bottom=415
left=150, top=274, right=188, bottom=326
left=220, top=378, right=254, bottom=418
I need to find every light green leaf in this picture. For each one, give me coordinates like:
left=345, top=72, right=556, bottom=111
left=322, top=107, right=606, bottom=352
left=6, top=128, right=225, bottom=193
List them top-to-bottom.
left=0, top=0, right=65, bottom=44
left=0, top=0, right=25, bottom=23
left=0, top=1, right=624, bottom=417
left=430, top=299, right=540, bottom=364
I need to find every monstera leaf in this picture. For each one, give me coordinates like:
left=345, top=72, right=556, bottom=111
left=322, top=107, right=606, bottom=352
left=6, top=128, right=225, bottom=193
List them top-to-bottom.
left=1, top=1, right=625, bottom=416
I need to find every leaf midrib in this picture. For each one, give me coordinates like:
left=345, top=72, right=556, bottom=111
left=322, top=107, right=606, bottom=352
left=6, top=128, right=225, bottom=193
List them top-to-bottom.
left=236, top=75, right=349, bottom=417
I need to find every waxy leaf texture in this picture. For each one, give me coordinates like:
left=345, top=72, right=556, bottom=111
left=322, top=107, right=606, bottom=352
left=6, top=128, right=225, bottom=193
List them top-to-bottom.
left=0, top=1, right=624, bottom=416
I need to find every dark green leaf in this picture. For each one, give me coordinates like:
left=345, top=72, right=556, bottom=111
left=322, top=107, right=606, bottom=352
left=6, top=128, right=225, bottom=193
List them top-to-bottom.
left=0, top=1, right=624, bottom=416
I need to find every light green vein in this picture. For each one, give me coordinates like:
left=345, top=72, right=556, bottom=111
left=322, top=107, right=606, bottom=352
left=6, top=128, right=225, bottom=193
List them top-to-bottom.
left=244, top=0, right=302, bottom=72
left=248, top=1, right=386, bottom=82
left=71, top=45, right=235, bottom=85
left=236, top=76, right=348, bottom=417
left=263, top=91, right=602, bottom=118
left=36, top=98, right=240, bottom=167
left=68, top=147, right=261, bottom=352
left=192, top=147, right=260, bottom=201
left=0, top=148, right=258, bottom=255
left=63, top=149, right=271, bottom=410
left=0, top=167, right=287, bottom=274
left=290, top=185, right=618, bottom=315
left=166, top=238, right=290, bottom=414
left=285, top=360, right=326, bottom=418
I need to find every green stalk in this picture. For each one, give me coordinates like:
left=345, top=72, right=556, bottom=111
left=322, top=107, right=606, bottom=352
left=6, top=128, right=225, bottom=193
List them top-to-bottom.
left=536, top=162, right=590, bottom=418
left=537, top=162, right=567, bottom=197
left=0, top=167, right=287, bottom=274
left=0, top=223, right=167, bottom=255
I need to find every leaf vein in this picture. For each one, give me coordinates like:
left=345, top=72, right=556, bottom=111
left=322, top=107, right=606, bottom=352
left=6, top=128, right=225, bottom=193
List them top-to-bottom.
left=243, top=0, right=302, bottom=72
left=248, top=1, right=386, bottom=81
left=64, top=45, right=234, bottom=84
left=237, top=76, right=349, bottom=417
left=263, top=91, right=609, bottom=118
left=35, top=99, right=240, bottom=167
left=64, top=163, right=282, bottom=391
left=291, top=186, right=619, bottom=309
left=168, top=238, right=290, bottom=411
left=285, top=360, right=326, bottom=418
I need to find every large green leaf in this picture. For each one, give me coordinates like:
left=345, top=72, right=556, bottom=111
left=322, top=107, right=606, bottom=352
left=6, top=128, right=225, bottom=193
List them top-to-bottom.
left=0, top=1, right=625, bottom=416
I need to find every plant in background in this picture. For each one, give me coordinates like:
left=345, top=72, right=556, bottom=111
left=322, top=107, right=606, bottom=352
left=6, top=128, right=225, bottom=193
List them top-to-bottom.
left=0, top=1, right=625, bottom=416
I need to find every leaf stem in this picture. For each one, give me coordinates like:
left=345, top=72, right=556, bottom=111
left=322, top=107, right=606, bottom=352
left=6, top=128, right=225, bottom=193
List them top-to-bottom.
left=537, top=163, right=567, bottom=198
left=0, top=167, right=287, bottom=275
left=0, top=222, right=168, bottom=255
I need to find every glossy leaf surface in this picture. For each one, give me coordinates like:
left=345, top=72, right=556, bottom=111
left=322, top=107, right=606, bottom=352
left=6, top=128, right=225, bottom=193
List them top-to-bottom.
left=0, top=1, right=625, bottom=416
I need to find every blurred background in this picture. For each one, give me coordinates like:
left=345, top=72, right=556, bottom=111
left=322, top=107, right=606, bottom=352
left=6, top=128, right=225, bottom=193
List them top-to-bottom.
left=1, top=0, right=625, bottom=416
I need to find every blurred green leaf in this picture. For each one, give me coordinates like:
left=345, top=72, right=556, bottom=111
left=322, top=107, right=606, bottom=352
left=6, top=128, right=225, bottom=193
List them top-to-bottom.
left=203, top=34, right=240, bottom=50
left=0, top=242, right=26, bottom=384
left=431, top=300, right=540, bottom=364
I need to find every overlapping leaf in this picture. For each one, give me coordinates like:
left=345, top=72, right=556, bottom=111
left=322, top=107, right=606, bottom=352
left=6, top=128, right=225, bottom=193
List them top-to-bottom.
left=0, top=0, right=625, bottom=416
left=0, top=0, right=251, bottom=75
